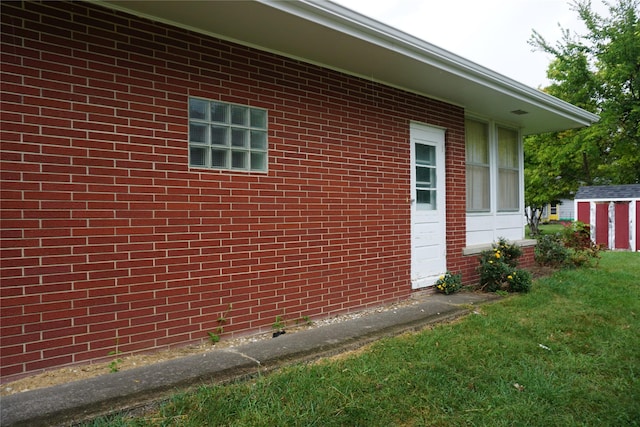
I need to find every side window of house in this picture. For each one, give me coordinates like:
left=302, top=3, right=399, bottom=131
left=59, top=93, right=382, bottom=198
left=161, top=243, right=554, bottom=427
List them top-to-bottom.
left=188, top=98, right=268, bottom=171
left=465, top=119, right=490, bottom=212
left=465, top=119, right=520, bottom=213
left=497, top=127, right=519, bottom=211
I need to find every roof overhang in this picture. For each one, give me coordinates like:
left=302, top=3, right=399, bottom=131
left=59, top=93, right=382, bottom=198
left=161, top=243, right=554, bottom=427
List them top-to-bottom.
left=96, top=0, right=599, bottom=135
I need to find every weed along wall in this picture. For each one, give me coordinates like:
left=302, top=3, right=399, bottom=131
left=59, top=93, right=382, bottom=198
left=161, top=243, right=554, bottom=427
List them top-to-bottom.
left=0, top=1, right=473, bottom=381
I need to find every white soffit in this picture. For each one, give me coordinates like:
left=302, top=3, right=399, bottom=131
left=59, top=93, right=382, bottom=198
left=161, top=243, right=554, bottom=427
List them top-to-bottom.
left=98, top=0, right=599, bottom=135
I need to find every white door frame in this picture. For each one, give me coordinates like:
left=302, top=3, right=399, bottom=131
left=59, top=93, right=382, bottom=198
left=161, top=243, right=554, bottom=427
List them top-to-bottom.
left=410, top=122, right=447, bottom=289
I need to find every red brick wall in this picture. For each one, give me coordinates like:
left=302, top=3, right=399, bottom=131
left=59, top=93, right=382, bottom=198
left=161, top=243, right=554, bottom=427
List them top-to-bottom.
left=0, top=1, right=467, bottom=381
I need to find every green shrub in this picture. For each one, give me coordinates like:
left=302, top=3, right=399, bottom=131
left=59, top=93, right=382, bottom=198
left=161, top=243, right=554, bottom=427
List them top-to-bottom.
left=561, top=221, right=602, bottom=267
left=561, top=221, right=592, bottom=251
left=533, top=222, right=602, bottom=269
left=534, top=234, right=569, bottom=267
left=493, top=237, right=522, bottom=268
left=478, top=238, right=530, bottom=293
left=479, top=248, right=511, bottom=292
left=506, top=269, right=532, bottom=293
left=434, top=271, right=462, bottom=295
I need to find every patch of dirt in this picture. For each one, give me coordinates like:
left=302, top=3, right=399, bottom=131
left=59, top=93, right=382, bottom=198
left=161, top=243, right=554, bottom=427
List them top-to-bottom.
left=527, top=265, right=558, bottom=279
left=1, top=293, right=434, bottom=397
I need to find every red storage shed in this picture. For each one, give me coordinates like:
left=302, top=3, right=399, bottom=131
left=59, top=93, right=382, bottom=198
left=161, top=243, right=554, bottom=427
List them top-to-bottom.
left=574, top=185, right=640, bottom=251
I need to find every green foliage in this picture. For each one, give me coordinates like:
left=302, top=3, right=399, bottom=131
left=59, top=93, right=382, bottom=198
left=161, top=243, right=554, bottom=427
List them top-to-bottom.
left=525, top=0, right=640, bottom=221
left=534, top=221, right=602, bottom=269
left=561, top=221, right=603, bottom=267
left=534, top=234, right=569, bottom=267
left=493, top=237, right=522, bottom=267
left=478, top=238, right=530, bottom=293
left=479, top=249, right=511, bottom=292
left=506, top=269, right=532, bottom=293
left=434, top=271, right=462, bottom=295
left=207, top=304, right=233, bottom=345
left=272, top=315, right=286, bottom=331
left=295, top=315, right=313, bottom=326
left=207, top=332, right=220, bottom=344
left=107, top=335, right=122, bottom=373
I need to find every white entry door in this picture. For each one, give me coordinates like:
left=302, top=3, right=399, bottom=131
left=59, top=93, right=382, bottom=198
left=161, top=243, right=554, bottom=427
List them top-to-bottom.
left=410, top=123, right=446, bottom=288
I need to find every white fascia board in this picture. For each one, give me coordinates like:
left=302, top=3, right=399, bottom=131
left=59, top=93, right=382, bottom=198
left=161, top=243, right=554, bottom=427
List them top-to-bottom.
left=269, top=0, right=599, bottom=126
left=576, top=197, right=640, bottom=202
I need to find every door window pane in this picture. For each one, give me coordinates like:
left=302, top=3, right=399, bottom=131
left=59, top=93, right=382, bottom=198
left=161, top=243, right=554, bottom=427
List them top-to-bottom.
left=415, top=143, right=436, bottom=211
left=416, top=144, right=435, bottom=166
left=416, top=166, right=435, bottom=187
left=417, top=189, right=436, bottom=210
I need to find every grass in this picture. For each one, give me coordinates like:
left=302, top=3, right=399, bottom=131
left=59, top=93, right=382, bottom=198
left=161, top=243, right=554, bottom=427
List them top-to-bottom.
left=525, top=222, right=567, bottom=238
left=88, top=252, right=640, bottom=426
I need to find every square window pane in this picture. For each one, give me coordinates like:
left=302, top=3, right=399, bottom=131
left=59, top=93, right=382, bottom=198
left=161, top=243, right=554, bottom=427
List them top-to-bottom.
left=189, top=99, right=208, bottom=120
left=211, top=102, right=228, bottom=123
left=231, top=105, right=248, bottom=126
left=250, top=109, right=267, bottom=128
left=465, top=119, right=489, bottom=164
left=189, top=123, right=208, bottom=143
left=211, top=126, right=228, bottom=146
left=498, top=128, right=518, bottom=168
left=231, top=129, right=248, bottom=147
left=250, top=131, right=267, bottom=150
left=416, top=144, right=435, bottom=166
left=190, top=146, right=207, bottom=167
left=211, top=149, right=227, bottom=168
left=231, top=151, right=247, bottom=169
left=251, top=152, right=266, bottom=170
left=466, top=165, right=490, bottom=211
left=416, top=166, right=435, bottom=187
left=499, top=169, right=519, bottom=211
left=416, top=189, right=436, bottom=210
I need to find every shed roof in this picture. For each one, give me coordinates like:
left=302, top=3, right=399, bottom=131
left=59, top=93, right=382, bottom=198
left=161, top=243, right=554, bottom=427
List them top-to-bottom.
left=96, top=0, right=599, bottom=135
left=575, top=184, right=640, bottom=200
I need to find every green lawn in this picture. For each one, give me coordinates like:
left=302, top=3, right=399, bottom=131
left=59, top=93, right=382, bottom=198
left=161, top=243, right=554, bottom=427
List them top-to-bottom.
left=525, top=222, right=567, bottom=238
left=90, top=252, right=640, bottom=426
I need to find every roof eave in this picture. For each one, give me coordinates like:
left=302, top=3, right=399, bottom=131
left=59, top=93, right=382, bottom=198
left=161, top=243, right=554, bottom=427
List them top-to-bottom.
left=95, top=0, right=599, bottom=134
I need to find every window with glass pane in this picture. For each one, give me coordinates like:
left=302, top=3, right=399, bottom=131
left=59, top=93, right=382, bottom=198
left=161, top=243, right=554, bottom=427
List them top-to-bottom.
left=188, top=98, right=267, bottom=171
left=465, top=119, right=490, bottom=211
left=498, top=127, right=519, bottom=211
left=415, top=143, right=437, bottom=210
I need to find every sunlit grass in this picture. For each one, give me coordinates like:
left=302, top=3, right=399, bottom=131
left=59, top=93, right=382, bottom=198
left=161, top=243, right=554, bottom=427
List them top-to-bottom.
left=525, top=222, right=567, bottom=238
left=88, top=251, right=640, bottom=426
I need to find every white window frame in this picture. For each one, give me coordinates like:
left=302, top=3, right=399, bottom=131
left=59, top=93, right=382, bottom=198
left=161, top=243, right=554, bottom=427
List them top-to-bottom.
left=188, top=97, right=268, bottom=172
left=465, top=116, right=524, bottom=245
left=465, top=119, right=491, bottom=212
left=497, top=126, right=520, bottom=212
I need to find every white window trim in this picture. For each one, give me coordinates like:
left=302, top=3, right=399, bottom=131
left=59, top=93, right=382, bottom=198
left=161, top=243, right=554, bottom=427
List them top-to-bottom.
left=465, top=116, right=525, bottom=246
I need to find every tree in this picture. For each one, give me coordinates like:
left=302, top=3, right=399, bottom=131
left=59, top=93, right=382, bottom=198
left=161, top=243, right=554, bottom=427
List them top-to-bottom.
left=524, top=0, right=640, bottom=234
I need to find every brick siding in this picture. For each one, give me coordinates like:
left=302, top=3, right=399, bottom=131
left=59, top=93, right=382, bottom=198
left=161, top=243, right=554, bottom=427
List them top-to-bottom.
left=0, top=1, right=473, bottom=381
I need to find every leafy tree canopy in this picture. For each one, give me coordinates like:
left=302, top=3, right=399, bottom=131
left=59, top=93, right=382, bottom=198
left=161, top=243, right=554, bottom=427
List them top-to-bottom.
left=525, top=0, right=640, bottom=213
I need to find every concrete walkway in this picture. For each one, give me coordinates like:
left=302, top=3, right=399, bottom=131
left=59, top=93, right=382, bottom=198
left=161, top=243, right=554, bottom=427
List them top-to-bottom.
left=1, top=291, right=499, bottom=427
